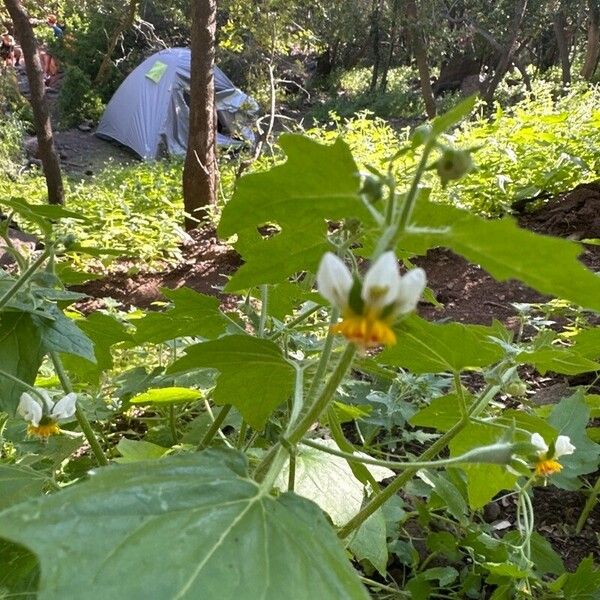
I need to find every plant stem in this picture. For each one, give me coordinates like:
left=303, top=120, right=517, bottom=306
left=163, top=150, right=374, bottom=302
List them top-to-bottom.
left=394, top=138, right=436, bottom=241
left=0, top=247, right=52, bottom=310
left=258, top=284, right=268, bottom=337
left=269, top=304, right=321, bottom=342
left=303, top=308, right=340, bottom=403
left=255, top=343, right=356, bottom=482
left=50, top=352, right=108, bottom=467
left=0, top=369, right=49, bottom=404
left=454, top=371, right=468, bottom=419
left=338, top=378, right=507, bottom=539
left=198, top=404, right=232, bottom=450
left=168, top=405, right=178, bottom=445
left=237, top=421, right=248, bottom=449
left=301, top=438, right=515, bottom=470
left=576, top=473, right=600, bottom=533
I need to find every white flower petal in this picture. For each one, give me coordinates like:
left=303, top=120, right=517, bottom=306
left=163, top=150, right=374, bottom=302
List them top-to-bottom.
left=361, top=252, right=402, bottom=310
left=316, top=253, right=353, bottom=310
left=394, top=268, right=427, bottom=314
left=17, top=393, right=43, bottom=427
left=51, top=393, right=78, bottom=422
left=530, top=432, right=548, bottom=455
left=554, top=435, right=575, bottom=458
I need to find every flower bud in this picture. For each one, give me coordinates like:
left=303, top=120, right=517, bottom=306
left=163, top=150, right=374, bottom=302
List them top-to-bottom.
left=411, top=123, right=432, bottom=147
left=435, top=149, right=473, bottom=186
left=360, top=174, right=384, bottom=203
left=61, top=233, right=78, bottom=250
left=505, top=381, right=527, bottom=397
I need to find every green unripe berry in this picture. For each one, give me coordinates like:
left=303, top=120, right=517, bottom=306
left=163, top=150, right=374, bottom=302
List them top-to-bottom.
left=435, top=149, right=474, bottom=186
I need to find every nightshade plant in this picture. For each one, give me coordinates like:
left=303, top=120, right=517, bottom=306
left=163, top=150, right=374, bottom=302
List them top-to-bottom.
left=0, top=97, right=599, bottom=599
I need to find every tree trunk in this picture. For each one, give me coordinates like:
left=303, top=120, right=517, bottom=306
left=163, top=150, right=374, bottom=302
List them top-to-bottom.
left=4, top=0, right=64, bottom=205
left=94, top=0, right=140, bottom=86
left=182, top=0, right=218, bottom=230
left=369, top=0, right=383, bottom=93
left=380, top=0, right=400, bottom=92
left=405, top=0, right=436, bottom=118
left=483, top=0, right=528, bottom=108
left=581, top=0, right=600, bottom=79
left=553, top=8, right=571, bottom=86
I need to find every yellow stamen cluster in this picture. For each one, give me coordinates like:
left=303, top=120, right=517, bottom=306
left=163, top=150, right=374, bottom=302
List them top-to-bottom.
left=331, top=314, right=397, bottom=348
left=27, top=421, right=61, bottom=438
left=534, top=458, right=563, bottom=477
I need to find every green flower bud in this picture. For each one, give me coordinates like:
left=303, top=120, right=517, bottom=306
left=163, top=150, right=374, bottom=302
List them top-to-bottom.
left=411, top=123, right=432, bottom=147
left=435, top=149, right=473, bottom=186
left=360, top=174, right=384, bottom=203
left=60, top=233, right=78, bottom=250
left=505, top=381, right=527, bottom=397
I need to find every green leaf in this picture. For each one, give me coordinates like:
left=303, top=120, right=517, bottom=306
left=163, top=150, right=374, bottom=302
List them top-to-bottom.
left=431, top=96, right=477, bottom=135
left=219, top=135, right=370, bottom=290
left=405, top=198, right=600, bottom=312
left=251, top=283, right=320, bottom=321
left=133, top=288, right=228, bottom=344
left=32, top=306, right=95, bottom=362
left=0, top=311, right=45, bottom=413
left=61, top=312, right=133, bottom=382
left=380, top=316, right=503, bottom=373
left=572, top=328, right=600, bottom=359
left=168, top=335, right=295, bottom=429
left=516, top=348, right=600, bottom=375
left=130, top=387, right=203, bottom=405
left=548, top=390, right=600, bottom=487
left=409, top=393, right=468, bottom=432
left=449, top=423, right=517, bottom=508
left=114, top=439, right=168, bottom=463
left=275, top=439, right=393, bottom=525
left=0, top=450, right=369, bottom=600
left=0, top=464, right=48, bottom=510
left=421, top=471, right=468, bottom=522
left=349, top=509, right=388, bottom=576
left=503, top=531, right=564, bottom=576
left=0, top=539, right=39, bottom=599
left=550, top=556, right=600, bottom=599
left=483, top=562, right=528, bottom=578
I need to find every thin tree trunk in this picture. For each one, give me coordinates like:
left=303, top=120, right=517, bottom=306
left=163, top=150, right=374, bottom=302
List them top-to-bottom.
left=4, top=0, right=64, bottom=205
left=94, top=0, right=140, bottom=86
left=182, top=0, right=218, bottom=230
left=369, top=0, right=383, bottom=93
left=380, top=0, right=400, bottom=92
left=405, top=0, right=436, bottom=118
left=483, top=0, right=528, bottom=107
left=581, top=0, right=600, bottom=79
left=553, top=8, right=571, bottom=86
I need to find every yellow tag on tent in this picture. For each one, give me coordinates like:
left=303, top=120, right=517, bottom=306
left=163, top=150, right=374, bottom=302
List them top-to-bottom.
left=146, top=61, right=168, bottom=83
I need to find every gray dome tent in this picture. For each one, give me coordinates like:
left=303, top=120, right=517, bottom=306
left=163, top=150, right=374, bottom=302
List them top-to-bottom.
left=96, top=48, right=258, bottom=160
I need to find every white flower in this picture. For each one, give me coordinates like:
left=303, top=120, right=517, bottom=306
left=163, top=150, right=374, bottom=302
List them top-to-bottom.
left=316, top=251, right=426, bottom=348
left=18, top=391, right=77, bottom=436
left=530, top=433, right=575, bottom=458
left=554, top=435, right=576, bottom=458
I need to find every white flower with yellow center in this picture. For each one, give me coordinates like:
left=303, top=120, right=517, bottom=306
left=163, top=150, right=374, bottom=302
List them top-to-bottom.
left=317, top=251, right=426, bottom=348
left=18, top=390, right=77, bottom=438
left=530, top=433, right=575, bottom=477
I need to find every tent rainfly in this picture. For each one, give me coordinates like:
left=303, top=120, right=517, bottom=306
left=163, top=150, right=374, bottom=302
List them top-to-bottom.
left=96, top=48, right=258, bottom=160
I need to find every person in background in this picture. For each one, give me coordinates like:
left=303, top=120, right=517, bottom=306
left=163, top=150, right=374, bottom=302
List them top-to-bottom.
left=46, top=14, right=63, bottom=38
left=0, top=32, right=15, bottom=68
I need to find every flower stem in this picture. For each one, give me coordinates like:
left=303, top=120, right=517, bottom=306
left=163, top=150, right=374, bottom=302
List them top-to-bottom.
left=0, top=247, right=52, bottom=310
left=255, top=343, right=356, bottom=482
left=49, top=351, right=108, bottom=467
left=0, top=369, right=49, bottom=404
left=197, top=404, right=232, bottom=450
left=168, top=405, right=178, bottom=445
left=576, top=473, right=600, bottom=533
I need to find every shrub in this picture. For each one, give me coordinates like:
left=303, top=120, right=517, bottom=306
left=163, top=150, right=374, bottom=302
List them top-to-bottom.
left=58, top=66, right=105, bottom=127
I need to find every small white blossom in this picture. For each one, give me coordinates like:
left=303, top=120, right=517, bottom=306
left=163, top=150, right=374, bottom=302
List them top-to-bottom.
left=361, top=251, right=402, bottom=310
left=316, top=252, right=353, bottom=310
left=18, top=391, right=77, bottom=425
left=17, top=393, right=43, bottom=427
left=530, top=433, right=575, bottom=458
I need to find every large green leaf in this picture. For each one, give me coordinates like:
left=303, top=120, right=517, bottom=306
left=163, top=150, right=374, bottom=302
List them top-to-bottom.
left=219, top=135, right=370, bottom=291
left=404, top=198, right=600, bottom=312
left=133, top=287, right=229, bottom=344
left=32, top=306, right=95, bottom=362
left=0, top=311, right=45, bottom=413
left=61, top=312, right=133, bottom=382
left=380, top=316, right=503, bottom=373
left=168, top=335, right=295, bottom=429
left=516, top=348, right=600, bottom=375
left=547, top=390, right=600, bottom=488
left=449, top=423, right=517, bottom=508
left=0, top=451, right=369, bottom=600
left=0, top=464, right=49, bottom=510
